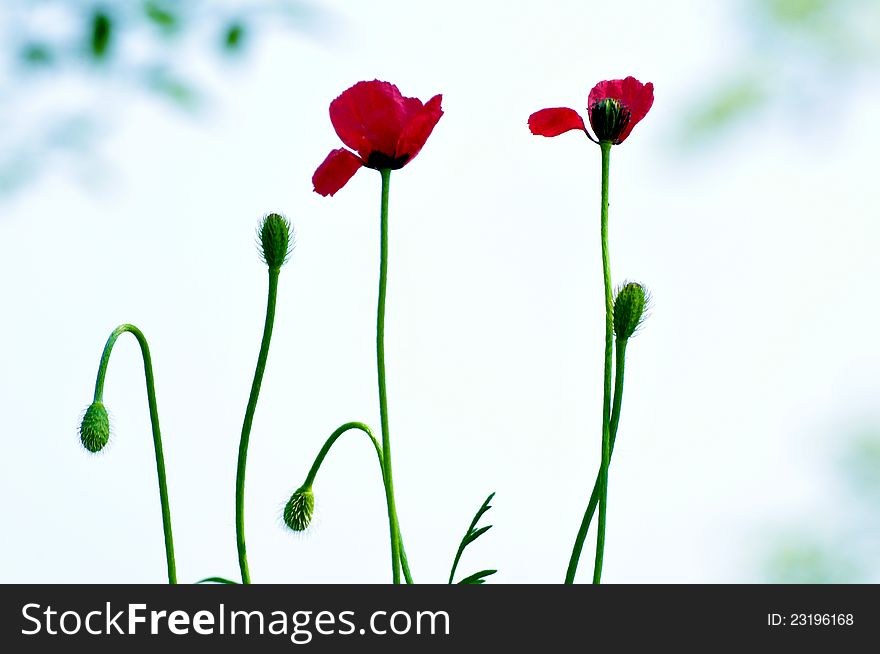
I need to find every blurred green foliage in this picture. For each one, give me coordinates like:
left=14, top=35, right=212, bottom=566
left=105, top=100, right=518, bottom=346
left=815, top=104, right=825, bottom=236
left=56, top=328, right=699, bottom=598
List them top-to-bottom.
left=0, top=0, right=329, bottom=195
left=12, top=0, right=326, bottom=101
left=682, top=0, right=880, bottom=146
left=765, top=0, right=827, bottom=24
left=144, top=1, right=179, bottom=33
left=89, top=10, right=112, bottom=59
left=225, top=23, right=247, bottom=51
left=686, top=77, right=766, bottom=140
left=759, top=426, right=880, bottom=583
left=838, top=431, right=880, bottom=507
left=764, top=533, right=864, bottom=584
left=763, top=536, right=861, bottom=584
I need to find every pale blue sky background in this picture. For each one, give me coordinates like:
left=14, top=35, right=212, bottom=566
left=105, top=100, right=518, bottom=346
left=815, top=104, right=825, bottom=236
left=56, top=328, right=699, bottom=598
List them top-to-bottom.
left=1, top=0, right=879, bottom=583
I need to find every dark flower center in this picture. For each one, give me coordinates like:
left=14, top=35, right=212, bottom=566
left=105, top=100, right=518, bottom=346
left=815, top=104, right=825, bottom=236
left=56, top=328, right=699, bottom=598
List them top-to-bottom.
left=589, top=98, right=631, bottom=143
left=366, top=151, right=411, bottom=170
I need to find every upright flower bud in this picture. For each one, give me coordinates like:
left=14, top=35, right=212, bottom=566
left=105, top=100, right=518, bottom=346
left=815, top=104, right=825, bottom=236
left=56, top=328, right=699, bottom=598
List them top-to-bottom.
left=258, top=213, right=293, bottom=269
left=613, top=282, right=649, bottom=340
left=80, top=401, right=110, bottom=453
left=283, top=486, right=315, bottom=532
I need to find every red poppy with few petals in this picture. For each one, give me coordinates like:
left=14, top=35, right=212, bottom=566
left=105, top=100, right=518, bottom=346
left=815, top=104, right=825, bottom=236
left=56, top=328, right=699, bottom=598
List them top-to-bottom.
left=528, top=76, right=653, bottom=145
left=313, top=80, right=443, bottom=196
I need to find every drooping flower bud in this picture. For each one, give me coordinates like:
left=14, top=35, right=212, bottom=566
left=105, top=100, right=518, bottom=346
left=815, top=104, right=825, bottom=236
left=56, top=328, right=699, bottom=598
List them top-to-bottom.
left=258, top=213, right=293, bottom=269
left=613, top=282, right=649, bottom=340
left=80, top=401, right=110, bottom=453
left=283, top=486, right=315, bottom=532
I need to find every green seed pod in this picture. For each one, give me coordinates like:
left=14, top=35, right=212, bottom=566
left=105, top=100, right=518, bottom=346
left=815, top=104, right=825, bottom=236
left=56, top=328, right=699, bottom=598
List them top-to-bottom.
left=589, top=98, right=631, bottom=144
left=258, top=212, right=293, bottom=269
left=613, top=282, right=649, bottom=340
left=80, top=401, right=110, bottom=453
left=283, top=486, right=315, bottom=532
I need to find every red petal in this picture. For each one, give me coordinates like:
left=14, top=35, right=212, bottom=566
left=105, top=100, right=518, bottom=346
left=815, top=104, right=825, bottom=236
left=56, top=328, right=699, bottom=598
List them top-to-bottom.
left=588, top=77, right=654, bottom=143
left=616, top=78, right=654, bottom=142
left=588, top=79, right=624, bottom=108
left=329, top=80, right=413, bottom=160
left=395, top=94, right=443, bottom=163
left=528, top=108, right=586, bottom=137
left=312, top=148, right=363, bottom=197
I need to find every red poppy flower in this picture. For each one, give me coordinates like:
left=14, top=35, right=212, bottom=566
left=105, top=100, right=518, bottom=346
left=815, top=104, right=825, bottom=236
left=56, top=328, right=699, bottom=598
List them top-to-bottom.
left=528, top=76, right=653, bottom=145
left=312, top=80, right=443, bottom=197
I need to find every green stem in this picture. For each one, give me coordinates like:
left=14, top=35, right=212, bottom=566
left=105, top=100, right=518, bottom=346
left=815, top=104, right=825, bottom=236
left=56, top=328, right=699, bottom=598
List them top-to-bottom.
left=593, top=141, right=614, bottom=585
left=377, top=168, right=403, bottom=584
left=235, top=266, right=281, bottom=584
left=93, top=324, right=177, bottom=584
left=564, top=337, right=627, bottom=583
left=609, top=340, right=627, bottom=455
left=299, top=421, right=413, bottom=583
left=301, top=422, right=382, bottom=489
left=400, top=531, right=413, bottom=584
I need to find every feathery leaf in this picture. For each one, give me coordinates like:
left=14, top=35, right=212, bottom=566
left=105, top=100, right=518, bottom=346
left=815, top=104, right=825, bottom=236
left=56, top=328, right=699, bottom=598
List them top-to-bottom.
left=449, top=492, right=497, bottom=584
left=458, top=569, right=497, bottom=585
left=196, top=576, right=239, bottom=585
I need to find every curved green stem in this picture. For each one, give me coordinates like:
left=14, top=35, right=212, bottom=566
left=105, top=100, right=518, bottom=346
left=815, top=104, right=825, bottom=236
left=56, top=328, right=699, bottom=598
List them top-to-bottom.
left=593, top=141, right=614, bottom=585
left=377, top=168, right=403, bottom=584
left=235, top=266, right=281, bottom=584
left=93, top=323, right=177, bottom=584
left=564, top=337, right=627, bottom=583
left=300, top=421, right=413, bottom=583
left=301, top=422, right=382, bottom=489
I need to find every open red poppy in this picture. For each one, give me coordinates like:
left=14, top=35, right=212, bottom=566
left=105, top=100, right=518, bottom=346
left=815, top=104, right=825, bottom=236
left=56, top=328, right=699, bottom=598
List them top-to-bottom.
left=528, top=76, right=653, bottom=145
left=313, top=80, right=444, bottom=197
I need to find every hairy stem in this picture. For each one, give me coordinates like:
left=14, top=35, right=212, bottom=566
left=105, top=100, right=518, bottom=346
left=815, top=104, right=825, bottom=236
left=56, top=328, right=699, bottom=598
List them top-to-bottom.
left=235, top=266, right=281, bottom=584
left=93, top=324, right=177, bottom=584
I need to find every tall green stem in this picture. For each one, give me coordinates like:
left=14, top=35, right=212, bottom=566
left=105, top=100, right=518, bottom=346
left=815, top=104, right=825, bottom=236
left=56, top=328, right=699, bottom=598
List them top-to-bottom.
left=593, top=141, right=614, bottom=584
left=377, top=168, right=403, bottom=584
left=235, top=266, right=280, bottom=584
left=93, top=324, right=177, bottom=584
left=564, top=337, right=626, bottom=583
left=299, top=421, right=413, bottom=583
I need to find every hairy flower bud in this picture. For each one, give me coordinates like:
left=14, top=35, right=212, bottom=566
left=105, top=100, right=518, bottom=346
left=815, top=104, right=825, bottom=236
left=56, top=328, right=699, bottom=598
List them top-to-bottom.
left=259, top=213, right=293, bottom=269
left=613, top=282, right=649, bottom=340
left=80, top=401, right=110, bottom=453
left=283, top=486, right=315, bottom=532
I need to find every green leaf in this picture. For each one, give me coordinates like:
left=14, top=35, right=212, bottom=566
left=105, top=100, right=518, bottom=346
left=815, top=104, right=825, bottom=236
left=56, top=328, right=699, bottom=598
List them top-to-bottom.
left=144, top=2, right=178, bottom=31
left=90, top=11, right=112, bottom=60
left=224, top=23, right=246, bottom=50
left=21, top=44, right=53, bottom=66
left=144, top=68, right=199, bottom=108
left=448, top=492, right=497, bottom=584
left=471, top=506, right=492, bottom=528
left=463, top=524, right=492, bottom=546
left=458, top=570, right=497, bottom=585
left=196, top=576, right=239, bottom=584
